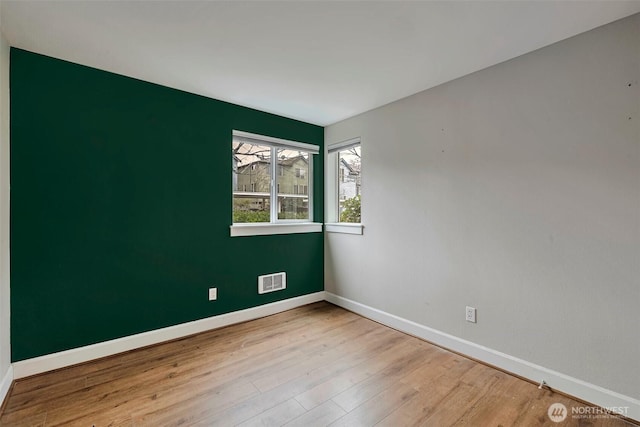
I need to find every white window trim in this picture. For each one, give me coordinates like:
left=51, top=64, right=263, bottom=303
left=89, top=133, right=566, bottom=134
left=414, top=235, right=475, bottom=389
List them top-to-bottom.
left=232, top=130, right=318, bottom=236
left=233, top=130, right=319, bottom=154
left=325, top=137, right=363, bottom=235
left=327, top=137, right=361, bottom=153
left=230, top=222, right=322, bottom=237
left=325, top=223, right=364, bottom=235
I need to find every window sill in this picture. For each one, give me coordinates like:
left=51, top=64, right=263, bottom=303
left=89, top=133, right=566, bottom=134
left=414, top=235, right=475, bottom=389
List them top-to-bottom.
left=230, top=222, right=323, bottom=237
left=325, top=223, right=364, bottom=235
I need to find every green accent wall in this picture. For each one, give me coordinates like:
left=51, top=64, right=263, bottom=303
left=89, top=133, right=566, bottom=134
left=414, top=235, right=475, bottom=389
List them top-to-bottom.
left=10, top=48, right=324, bottom=361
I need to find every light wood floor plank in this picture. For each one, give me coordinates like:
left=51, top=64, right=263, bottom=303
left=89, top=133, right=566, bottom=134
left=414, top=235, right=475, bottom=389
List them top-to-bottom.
left=294, top=338, right=419, bottom=411
left=330, top=342, right=433, bottom=413
left=329, top=381, right=420, bottom=426
left=237, top=399, right=307, bottom=427
left=284, top=401, right=346, bottom=427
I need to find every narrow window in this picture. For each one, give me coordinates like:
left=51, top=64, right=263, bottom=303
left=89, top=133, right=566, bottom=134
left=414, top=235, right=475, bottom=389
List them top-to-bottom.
left=328, top=138, right=361, bottom=224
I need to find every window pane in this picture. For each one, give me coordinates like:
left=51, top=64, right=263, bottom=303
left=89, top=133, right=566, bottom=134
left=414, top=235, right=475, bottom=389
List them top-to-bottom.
left=233, top=142, right=271, bottom=223
left=338, top=145, right=361, bottom=223
left=276, top=149, right=309, bottom=220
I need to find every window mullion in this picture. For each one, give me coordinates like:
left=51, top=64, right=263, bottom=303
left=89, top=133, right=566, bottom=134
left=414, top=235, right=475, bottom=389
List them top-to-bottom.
left=270, top=146, right=278, bottom=223
left=335, top=152, right=340, bottom=221
left=308, top=154, right=313, bottom=222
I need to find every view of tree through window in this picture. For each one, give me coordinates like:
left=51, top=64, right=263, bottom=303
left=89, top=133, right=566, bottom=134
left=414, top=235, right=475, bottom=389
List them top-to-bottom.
left=233, top=136, right=312, bottom=223
left=338, top=145, right=361, bottom=222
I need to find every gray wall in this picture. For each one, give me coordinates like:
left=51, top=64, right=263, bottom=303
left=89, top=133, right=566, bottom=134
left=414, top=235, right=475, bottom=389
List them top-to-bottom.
left=325, top=14, right=639, bottom=399
left=0, top=19, right=10, bottom=388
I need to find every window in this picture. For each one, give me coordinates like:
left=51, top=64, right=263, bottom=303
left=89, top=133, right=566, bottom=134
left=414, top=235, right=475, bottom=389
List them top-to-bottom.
left=232, top=130, right=319, bottom=229
left=326, top=137, right=363, bottom=235
left=337, top=145, right=361, bottom=222
left=293, top=184, right=308, bottom=195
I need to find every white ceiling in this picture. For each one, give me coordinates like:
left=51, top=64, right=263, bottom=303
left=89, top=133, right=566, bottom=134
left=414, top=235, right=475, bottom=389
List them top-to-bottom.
left=2, top=1, right=639, bottom=126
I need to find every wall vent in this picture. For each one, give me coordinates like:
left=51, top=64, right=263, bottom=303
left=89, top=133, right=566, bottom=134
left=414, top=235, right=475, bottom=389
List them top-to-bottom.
left=258, top=272, right=286, bottom=294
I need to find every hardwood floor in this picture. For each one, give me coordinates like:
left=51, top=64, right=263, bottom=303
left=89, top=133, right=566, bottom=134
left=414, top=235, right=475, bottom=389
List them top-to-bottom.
left=0, top=302, right=634, bottom=426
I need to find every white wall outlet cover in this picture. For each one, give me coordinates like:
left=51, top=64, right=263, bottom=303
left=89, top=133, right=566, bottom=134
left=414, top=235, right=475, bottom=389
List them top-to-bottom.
left=208, top=288, right=217, bottom=301
left=466, top=306, right=476, bottom=323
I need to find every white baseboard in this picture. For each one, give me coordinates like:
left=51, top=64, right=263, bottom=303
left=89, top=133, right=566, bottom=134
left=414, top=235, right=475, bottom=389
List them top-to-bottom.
left=13, top=292, right=325, bottom=379
left=325, top=292, right=640, bottom=422
left=0, top=364, right=13, bottom=409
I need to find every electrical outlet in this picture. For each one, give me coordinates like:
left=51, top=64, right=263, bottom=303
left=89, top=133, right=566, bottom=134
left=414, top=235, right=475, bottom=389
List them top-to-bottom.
left=208, top=288, right=217, bottom=301
left=466, top=306, right=476, bottom=323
